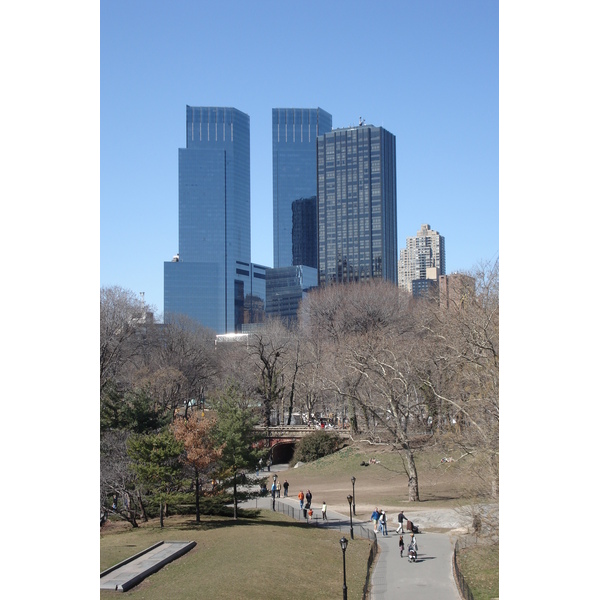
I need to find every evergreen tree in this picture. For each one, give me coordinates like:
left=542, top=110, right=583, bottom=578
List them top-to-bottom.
left=211, top=384, right=265, bottom=520
left=127, top=429, right=185, bottom=527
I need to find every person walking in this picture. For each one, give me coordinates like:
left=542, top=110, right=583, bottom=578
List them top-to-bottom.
left=283, top=479, right=289, bottom=497
left=276, top=480, right=281, bottom=498
left=305, top=489, right=312, bottom=508
left=298, top=490, right=305, bottom=509
left=322, top=501, right=328, bottom=521
left=371, top=507, right=380, bottom=532
left=379, top=510, right=388, bottom=535
left=396, top=510, right=406, bottom=534
left=398, top=535, right=405, bottom=558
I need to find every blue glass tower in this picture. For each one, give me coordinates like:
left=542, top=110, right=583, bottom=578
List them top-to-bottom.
left=164, top=106, right=259, bottom=333
left=272, top=108, right=332, bottom=268
left=317, top=124, right=398, bottom=285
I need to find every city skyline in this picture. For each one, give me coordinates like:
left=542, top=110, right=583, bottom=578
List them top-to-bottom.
left=100, top=1, right=499, bottom=316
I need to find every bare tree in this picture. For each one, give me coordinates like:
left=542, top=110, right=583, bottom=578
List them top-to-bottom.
left=415, top=260, right=499, bottom=499
left=100, top=286, right=153, bottom=392
left=247, top=319, right=293, bottom=427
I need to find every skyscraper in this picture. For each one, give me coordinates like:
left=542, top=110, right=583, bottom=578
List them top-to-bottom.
left=164, top=106, right=264, bottom=333
left=272, top=108, right=332, bottom=268
left=317, top=123, right=398, bottom=285
left=397, top=224, right=446, bottom=294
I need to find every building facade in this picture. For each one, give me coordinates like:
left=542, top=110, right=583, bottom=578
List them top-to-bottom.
left=164, top=106, right=265, bottom=333
left=272, top=108, right=332, bottom=268
left=317, top=123, right=398, bottom=285
left=291, top=196, right=317, bottom=268
left=398, top=224, right=446, bottom=294
left=265, top=265, right=318, bottom=324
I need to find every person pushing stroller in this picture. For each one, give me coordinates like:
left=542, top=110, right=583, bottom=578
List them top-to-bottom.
left=408, top=534, right=418, bottom=562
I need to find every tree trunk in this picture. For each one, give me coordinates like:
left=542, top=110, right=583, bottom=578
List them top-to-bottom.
left=404, top=447, right=420, bottom=502
left=195, top=471, right=201, bottom=523
left=232, top=471, right=238, bottom=520
left=137, top=490, right=148, bottom=522
left=160, top=500, right=164, bottom=528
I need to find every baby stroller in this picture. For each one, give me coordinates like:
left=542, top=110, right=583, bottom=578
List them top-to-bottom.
left=408, top=542, right=417, bottom=563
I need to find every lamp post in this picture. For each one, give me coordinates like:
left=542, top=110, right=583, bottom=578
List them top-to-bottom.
left=350, top=476, right=356, bottom=515
left=347, top=494, right=354, bottom=540
left=339, top=536, right=348, bottom=600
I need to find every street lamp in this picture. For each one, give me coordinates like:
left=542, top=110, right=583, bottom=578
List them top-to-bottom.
left=350, top=476, right=356, bottom=515
left=347, top=494, right=354, bottom=540
left=339, top=536, right=348, bottom=600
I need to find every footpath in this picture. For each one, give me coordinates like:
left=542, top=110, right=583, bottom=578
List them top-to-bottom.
left=243, top=464, right=462, bottom=600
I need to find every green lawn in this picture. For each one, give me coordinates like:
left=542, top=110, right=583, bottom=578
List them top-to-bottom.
left=101, top=511, right=372, bottom=599
left=456, top=543, right=499, bottom=600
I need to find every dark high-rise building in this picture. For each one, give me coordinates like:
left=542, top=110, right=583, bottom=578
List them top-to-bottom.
left=164, top=106, right=265, bottom=333
left=272, top=108, right=332, bottom=268
left=317, top=123, right=398, bottom=285
left=291, top=196, right=317, bottom=268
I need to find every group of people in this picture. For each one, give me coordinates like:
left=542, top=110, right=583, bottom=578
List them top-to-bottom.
left=297, top=489, right=328, bottom=521
left=369, top=507, right=419, bottom=561
left=370, top=507, right=390, bottom=535
left=370, top=508, right=412, bottom=536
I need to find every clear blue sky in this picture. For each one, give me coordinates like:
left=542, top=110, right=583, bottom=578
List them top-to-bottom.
left=100, top=0, right=499, bottom=316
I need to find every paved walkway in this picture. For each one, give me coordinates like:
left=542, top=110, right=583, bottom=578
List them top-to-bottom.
left=368, top=530, right=460, bottom=600
left=100, top=541, right=196, bottom=591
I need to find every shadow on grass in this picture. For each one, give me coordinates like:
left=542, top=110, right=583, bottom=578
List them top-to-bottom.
left=177, top=519, right=323, bottom=532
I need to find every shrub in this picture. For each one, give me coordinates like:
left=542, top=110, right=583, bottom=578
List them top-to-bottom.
left=292, top=430, right=341, bottom=464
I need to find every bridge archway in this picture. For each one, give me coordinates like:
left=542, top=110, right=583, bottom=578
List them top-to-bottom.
left=271, top=442, right=295, bottom=464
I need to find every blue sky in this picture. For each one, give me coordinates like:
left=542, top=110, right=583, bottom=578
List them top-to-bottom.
left=100, top=0, right=499, bottom=316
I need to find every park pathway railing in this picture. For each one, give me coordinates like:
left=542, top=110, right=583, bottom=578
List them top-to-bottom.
left=453, top=539, right=474, bottom=600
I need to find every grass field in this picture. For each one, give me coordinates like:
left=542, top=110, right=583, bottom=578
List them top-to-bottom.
left=101, top=512, right=372, bottom=600
left=456, top=543, right=500, bottom=600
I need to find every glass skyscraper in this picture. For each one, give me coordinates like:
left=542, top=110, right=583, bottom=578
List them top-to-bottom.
left=164, top=106, right=264, bottom=333
left=272, top=108, right=332, bottom=268
left=317, top=124, right=398, bottom=285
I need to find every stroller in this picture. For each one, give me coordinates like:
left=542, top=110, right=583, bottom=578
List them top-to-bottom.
left=408, top=541, right=418, bottom=563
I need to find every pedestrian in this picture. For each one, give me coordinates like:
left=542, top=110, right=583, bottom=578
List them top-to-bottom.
left=259, top=457, right=263, bottom=471
left=267, top=458, right=272, bottom=472
left=283, top=479, right=289, bottom=497
left=276, top=480, right=281, bottom=498
left=271, top=481, right=276, bottom=498
left=305, top=489, right=312, bottom=508
left=298, top=490, right=305, bottom=509
left=322, top=501, right=328, bottom=521
left=371, top=507, right=380, bottom=532
left=308, top=508, right=314, bottom=520
left=379, top=510, right=388, bottom=535
left=396, top=510, right=406, bottom=534
left=408, top=533, right=418, bottom=561
left=399, top=535, right=405, bottom=558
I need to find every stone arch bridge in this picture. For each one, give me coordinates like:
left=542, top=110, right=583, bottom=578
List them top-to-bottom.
left=255, top=426, right=351, bottom=464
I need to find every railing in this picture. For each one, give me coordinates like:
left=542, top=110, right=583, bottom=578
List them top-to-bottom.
left=267, top=499, right=377, bottom=599
left=453, top=539, right=475, bottom=600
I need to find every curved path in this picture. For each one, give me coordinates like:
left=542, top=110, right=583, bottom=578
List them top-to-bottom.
left=242, top=464, right=461, bottom=600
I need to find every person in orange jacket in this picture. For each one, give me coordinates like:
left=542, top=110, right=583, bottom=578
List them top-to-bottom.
left=298, top=490, right=305, bottom=509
